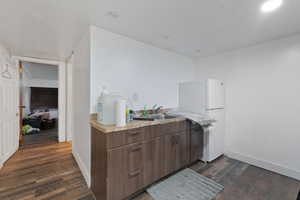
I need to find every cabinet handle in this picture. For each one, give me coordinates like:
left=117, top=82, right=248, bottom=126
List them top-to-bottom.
left=129, top=131, right=140, bottom=136
left=175, top=135, right=179, bottom=144
left=175, top=135, right=178, bottom=144
left=171, top=136, right=175, bottom=145
left=172, top=136, right=177, bottom=145
left=129, top=146, right=142, bottom=152
left=129, top=170, right=141, bottom=178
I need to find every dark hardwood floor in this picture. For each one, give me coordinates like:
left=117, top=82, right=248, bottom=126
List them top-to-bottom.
left=21, top=128, right=59, bottom=147
left=1, top=133, right=299, bottom=200
left=0, top=135, right=94, bottom=200
left=134, top=157, right=300, bottom=200
left=197, top=157, right=300, bottom=200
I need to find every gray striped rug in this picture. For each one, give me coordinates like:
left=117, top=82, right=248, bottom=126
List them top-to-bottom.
left=147, top=168, right=224, bottom=200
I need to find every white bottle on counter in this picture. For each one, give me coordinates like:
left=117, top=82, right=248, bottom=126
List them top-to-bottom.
left=97, top=87, right=126, bottom=125
left=115, top=99, right=127, bottom=127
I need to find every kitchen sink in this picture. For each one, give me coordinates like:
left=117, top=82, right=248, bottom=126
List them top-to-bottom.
left=133, top=114, right=177, bottom=121
left=163, top=115, right=177, bottom=119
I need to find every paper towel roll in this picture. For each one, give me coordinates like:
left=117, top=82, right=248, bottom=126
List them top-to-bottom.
left=115, top=99, right=126, bottom=127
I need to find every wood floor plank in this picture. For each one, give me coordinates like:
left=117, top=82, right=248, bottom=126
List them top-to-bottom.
left=0, top=132, right=94, bottom=200
left=134, top=157, right=300, bottom=200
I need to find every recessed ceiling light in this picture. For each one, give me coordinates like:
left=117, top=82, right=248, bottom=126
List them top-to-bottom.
left=261, top=0, right=283, bottom=13
left=106, top=11, right=119, bottom=19
left=162, top=35, right=170, bottom=40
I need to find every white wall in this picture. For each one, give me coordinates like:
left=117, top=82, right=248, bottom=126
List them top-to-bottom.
left=71, top=26, right=196, bottom=187
left=90, top=26, right=195, bottom=112
left=72, top=31, right=91, bottom=186
left=196, top=35, right=300, bottom=180
left=66, top=55, right=74, bottom=142
left=22, top=62, right=58, bottom=88
left=22, top=87, right=31, bottom=116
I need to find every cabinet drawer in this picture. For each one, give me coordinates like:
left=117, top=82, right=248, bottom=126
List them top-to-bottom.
left=107, top=128, right=145, bottom=149
left=125, top=128, right=145, bottom=144
left=107, top=130, right=126, bottom=149
left=125, top=143, right=144, bottom=196
left=107, top=148, right=126, bottom=200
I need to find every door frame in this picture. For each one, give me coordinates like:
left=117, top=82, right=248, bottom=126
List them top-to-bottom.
left=66, top=54, right=74, bottom=141
left=13, top=56, right=67, bottom=143
left=19, top=61, right=24, bottom=145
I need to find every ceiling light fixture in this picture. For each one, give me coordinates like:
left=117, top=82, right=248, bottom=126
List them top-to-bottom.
left=261, top=0, right=283, bottom=13
left=106, top=11, right=119, bottom=19
left=162, top=35, right=170, bottom=40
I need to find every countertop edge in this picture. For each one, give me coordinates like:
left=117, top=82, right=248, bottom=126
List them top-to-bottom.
left=90, top=117, right=187, bottom=134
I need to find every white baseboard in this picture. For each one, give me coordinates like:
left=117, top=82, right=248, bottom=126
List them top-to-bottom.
left=1, top=144, right=18, bottom=170
left=72, top=150, right=91, bottom=187
left=226, top=151, right=300, bottom=181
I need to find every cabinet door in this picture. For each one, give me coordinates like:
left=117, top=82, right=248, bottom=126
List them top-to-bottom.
left=190, top=125, right=204, bottom=163
left=175, top=132, right=188, bottom=170
left=164, top=133, right=177, bottom=175
left=143, top=137, right=165, bottom=186
left=124, top=143, right=144, bottom=196
left=107, top=148, right=126, bottom=200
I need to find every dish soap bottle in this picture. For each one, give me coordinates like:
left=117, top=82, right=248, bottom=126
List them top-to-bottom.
left=143, top=105, right=148, bottom=117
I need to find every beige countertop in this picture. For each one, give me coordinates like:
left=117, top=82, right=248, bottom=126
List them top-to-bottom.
left=90, top=114, right=186, bottom=133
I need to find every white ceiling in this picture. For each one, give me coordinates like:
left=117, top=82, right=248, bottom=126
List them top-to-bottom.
left=1, top=0, right=300, bottom=60
left=23, top=62, right=58, bottom=81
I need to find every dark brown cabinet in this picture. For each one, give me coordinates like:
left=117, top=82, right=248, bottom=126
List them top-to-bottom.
left=91, top=119, right=201, bottom=200
left=164, top=131, right=188, bottom=174
left=164, top=133, right=177, bottom=175
left=143, top=137, right=165, bottom=186
left=106, top=142, right=145, bottom=200
left=125, top=143, right=144, bottom=196
left=107, top=148, right=126, bottom=200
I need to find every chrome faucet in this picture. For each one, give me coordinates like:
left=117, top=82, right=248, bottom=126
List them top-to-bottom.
left=152, top=104, right=163, bottom=114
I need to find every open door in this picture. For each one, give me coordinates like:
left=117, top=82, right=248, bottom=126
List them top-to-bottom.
left=0, top=57, right=19, bottom=168
left=19, top=61, right=24, bottom=145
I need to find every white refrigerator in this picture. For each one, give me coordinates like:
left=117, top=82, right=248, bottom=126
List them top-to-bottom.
left=178, top=79, right=225, bottom=162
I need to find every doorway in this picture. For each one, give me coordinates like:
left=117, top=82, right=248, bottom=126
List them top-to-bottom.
left=16, top=56, right=67, bottom=147
left=19, top=61, right=59, bottom=146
